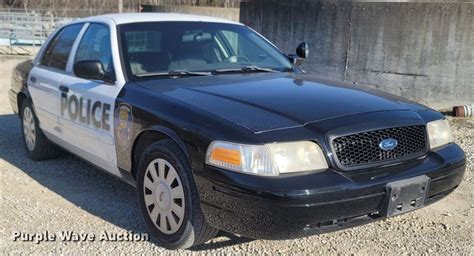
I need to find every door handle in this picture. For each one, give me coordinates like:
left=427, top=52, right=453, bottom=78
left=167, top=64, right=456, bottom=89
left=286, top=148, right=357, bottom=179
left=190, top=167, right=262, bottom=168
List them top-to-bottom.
left=30, top=77, right=36, bottom=83
left=59, top=85, right=69, bottom=93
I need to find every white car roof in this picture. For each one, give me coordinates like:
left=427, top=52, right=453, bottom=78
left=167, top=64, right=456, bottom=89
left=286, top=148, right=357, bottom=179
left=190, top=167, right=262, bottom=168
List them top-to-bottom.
left=81, top=13, right=242, bottom=26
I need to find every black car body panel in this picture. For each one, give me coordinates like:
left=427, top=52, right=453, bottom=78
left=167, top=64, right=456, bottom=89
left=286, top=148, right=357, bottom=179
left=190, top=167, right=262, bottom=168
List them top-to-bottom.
left=9, top=59, right=33, bottom=115
left=111, top=72, right=465, bottom=239
left=136, top=73, right=434, bottom=134
left=114, top=82, right=261, bottom=175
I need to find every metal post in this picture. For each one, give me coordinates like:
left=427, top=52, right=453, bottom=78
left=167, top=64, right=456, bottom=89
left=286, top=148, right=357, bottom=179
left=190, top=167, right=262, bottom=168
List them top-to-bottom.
left=119, top=0, right=123, bottom=13
left=32, top=13, right=36, bottom=49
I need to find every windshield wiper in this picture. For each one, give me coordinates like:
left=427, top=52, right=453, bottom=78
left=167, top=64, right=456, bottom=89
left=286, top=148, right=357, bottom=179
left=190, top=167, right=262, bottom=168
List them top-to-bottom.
left=214, top=66, right=277, bottom=74
left=135, top=70, right=212, bottom=78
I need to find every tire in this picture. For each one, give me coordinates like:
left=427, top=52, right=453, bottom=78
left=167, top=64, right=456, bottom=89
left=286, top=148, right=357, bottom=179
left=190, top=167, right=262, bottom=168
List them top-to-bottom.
left=20, top=98, right=62, bottom=161
left=136, top=140, right=219, bottom=249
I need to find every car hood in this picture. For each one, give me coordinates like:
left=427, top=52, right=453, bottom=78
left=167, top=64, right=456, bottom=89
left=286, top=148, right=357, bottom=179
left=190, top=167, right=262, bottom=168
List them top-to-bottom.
left=137, top=73, right=428, bottom=133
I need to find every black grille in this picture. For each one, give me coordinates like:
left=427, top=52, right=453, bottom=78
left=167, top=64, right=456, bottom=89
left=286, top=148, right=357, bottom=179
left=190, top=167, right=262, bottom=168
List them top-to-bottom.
left=332, top=125, right=427, bottom=169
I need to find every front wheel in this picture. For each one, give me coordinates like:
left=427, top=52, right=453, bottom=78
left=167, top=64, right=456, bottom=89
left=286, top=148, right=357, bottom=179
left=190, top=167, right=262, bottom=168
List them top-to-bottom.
left=136, top=140, right=218, bottom=249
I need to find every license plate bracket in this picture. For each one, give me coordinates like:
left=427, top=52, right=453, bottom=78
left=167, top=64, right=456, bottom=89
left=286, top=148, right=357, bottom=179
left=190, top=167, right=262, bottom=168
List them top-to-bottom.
left=382, top=175, right=430, bottom=217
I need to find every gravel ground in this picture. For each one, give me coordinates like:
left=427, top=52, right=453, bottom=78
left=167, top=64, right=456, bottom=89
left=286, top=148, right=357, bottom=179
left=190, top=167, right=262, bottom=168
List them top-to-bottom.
left=1, top=57, right=473, bottom=255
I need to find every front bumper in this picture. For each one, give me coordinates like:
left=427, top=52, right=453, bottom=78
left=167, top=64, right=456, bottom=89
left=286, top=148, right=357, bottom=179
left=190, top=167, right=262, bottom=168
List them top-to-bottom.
left=194, top=143, right=466, bottom=239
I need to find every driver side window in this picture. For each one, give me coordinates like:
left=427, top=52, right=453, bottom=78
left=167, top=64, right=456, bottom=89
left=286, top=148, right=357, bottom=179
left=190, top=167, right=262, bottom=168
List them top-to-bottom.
left=74, top=24, right=113, bottom=74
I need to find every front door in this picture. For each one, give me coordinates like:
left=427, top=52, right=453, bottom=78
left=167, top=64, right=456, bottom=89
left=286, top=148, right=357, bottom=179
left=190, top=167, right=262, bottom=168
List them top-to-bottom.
left=58, top=23, right=121, bottom=175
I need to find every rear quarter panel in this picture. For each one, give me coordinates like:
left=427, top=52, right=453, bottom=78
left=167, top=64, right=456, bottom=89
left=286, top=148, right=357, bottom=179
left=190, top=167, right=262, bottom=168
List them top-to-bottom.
left=9, top=59, right=33, bottom=114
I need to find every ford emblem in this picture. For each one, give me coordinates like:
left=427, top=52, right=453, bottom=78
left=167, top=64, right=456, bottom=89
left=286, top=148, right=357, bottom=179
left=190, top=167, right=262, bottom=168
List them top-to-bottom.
left=379, top=138, right=398, bottom=151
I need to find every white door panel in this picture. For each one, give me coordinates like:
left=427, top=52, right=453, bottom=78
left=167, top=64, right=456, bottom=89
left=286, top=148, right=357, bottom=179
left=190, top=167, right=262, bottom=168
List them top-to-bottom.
left=55, top=22, right=125, bottom=177
left=28, top=23, right=85, bottom=139
left=27, top=67, right=63, bottom=135
left=58, top=76, right=120, bottom=175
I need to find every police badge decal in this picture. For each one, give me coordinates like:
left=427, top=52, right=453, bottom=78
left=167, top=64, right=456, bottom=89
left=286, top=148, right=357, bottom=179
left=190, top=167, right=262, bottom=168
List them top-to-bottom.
left=115, top=104, right=133, bottom=149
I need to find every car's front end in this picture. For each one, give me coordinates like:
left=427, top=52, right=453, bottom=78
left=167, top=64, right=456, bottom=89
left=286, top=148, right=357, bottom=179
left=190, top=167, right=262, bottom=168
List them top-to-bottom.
left=116, top=17, right=465, bottom=245
left=191, top=109, right=465, bottom=239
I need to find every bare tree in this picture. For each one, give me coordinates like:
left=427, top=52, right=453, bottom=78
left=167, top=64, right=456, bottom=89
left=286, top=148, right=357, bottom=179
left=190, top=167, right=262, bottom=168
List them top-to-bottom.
left=1, top=0, right=240, bottom=17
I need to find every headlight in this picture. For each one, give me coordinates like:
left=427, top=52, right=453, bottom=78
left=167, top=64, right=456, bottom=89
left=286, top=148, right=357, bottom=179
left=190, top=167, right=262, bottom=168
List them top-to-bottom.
left=427, top=119, right=453, bottom=150
left=205, top=141, right=328, bottom=176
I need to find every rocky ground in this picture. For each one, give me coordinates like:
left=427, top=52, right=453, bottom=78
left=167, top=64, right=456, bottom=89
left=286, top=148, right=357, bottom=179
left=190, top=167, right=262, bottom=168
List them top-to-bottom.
left=1, top=57, right=472, bottom=255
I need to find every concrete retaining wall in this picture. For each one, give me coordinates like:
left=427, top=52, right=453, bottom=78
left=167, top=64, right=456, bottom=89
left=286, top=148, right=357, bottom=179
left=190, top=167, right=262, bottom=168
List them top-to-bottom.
left=240, top=1, right=473, bottom=109
left=149, top=5, right=239, bottom=21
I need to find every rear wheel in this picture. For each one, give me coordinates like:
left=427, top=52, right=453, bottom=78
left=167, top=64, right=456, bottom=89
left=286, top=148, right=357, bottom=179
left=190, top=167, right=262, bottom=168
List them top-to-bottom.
left=21, top=99, right=62, bottom=160
left=136, top=140, right=218, bottom=249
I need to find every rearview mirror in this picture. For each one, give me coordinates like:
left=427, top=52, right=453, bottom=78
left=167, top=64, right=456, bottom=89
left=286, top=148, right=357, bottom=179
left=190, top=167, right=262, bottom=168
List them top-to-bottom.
left=296, top=42, right=309, bottom=59
left=74, top=60, right=114, bottom=84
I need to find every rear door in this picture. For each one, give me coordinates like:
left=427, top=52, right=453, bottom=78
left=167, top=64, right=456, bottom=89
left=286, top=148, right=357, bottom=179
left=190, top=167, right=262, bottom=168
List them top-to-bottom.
left=58, top=23, right=122, bottom=175
left=28, top=24, right=84, bottom=135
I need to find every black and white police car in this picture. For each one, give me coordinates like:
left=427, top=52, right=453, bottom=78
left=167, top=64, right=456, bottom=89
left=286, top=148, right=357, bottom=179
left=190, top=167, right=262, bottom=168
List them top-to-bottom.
left=9, top=13, right=466, bottom=249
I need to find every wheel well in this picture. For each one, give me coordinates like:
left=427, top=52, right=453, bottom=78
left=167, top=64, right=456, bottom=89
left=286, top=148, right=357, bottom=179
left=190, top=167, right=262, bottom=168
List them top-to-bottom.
left=17, top=92, right=27, bottom=116
left=131, top=130, right=177, bottom=179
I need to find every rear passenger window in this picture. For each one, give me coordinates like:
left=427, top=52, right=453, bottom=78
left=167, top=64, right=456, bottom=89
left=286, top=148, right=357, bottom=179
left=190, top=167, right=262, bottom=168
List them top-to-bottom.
left=40, top=24, right=83, bottom=71
left=74, top=24, right=113, bottom=73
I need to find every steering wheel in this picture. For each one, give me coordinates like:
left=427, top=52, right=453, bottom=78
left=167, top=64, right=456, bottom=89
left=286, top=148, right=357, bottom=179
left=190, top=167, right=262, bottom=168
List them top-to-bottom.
left=224, top=55, right=250, bottom=63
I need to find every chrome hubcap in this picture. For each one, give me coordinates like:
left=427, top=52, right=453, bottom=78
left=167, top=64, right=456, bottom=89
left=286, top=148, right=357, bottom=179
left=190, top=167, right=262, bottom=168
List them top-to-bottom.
left=22, top=107, right=36, bottom=151
left=143, top=158, right=185, bottom=234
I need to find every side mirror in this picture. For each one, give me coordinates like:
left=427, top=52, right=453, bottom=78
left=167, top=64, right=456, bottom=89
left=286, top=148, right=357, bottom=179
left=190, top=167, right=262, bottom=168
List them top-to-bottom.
left=288, top=42, right=309, bottom=66
left=296, top=42, right=309, bottom=59
left=74, top=60, right=114, bottom=84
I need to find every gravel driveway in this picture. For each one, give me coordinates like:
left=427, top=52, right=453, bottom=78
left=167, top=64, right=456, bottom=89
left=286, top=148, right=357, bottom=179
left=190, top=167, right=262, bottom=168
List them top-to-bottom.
left=1, top=57, right=473, bottom=255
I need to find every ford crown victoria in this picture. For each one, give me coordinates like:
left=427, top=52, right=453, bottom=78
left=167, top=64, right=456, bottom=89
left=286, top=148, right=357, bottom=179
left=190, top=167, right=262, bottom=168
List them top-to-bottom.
left=9, top=13, right=465, bottom=249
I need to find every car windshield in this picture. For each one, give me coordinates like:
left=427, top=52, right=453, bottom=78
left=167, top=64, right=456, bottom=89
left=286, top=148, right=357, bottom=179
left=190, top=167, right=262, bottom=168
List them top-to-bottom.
left=119, top=22, right=293, bottom=78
